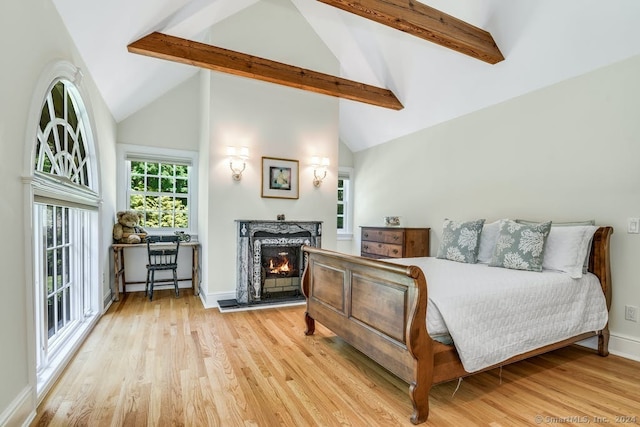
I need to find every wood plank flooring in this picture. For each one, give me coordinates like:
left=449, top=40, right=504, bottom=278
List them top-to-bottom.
left=32, top=290, right=640, bottom=426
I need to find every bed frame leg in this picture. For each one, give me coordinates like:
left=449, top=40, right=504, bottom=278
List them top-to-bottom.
left=305, top=312, right=316, bottom=336
left=598, top=327, right=610, bottom=357
left=409, top=381, right=429, bottom=424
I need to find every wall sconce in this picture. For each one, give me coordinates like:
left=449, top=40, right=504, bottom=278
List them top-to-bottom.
left=227, top=146, right=249, bottom=181
left=311, top=156, right=330, bottom=187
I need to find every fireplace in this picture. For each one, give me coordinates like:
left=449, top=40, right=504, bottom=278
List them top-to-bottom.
left=235, top=220, right=322, bottom=305
left=261, top=245, right=301, bottom=299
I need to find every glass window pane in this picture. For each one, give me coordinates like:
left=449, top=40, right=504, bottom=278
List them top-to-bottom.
left=52, top=82, right=65, bottom=119
left=67, top=93, right=78, bottom=129
left=131, top=161, right=145, bottom=175
left=146, top=162, right=159, bottom=175
left=161, top=164, right=174, bottom=176
left=175, top=165, right=188, bottom=177
left=131, top=175, right=144, bottom=191
left=146, top=176, right=159, bottom=192
left=161, top=177, right=174, bottom=192
left=176, top=178, right=188, bottom=194
left=338, top=189, right=344, bottom=202
left=130, top=195, right=144, bottom=211
left=46, top=205, right=54, bottom=247
left=337, top=205, right=344, bottom=215
left=56, top=206, right=63, bottom=245
left=64, top=207, right=69, bottom=243
left=145, top=211, right=159, bottom=227
left=161, top=212, right=174, bottom=228
left=337, top=217, right=344, bottom=229
left=64, top=247, right=70, bottom=283
left=56, top=248, right=63, bottom=289
left=47, top=251, right=54, bottom=294
left=65, top=289, right=71, bottom=323
left=56, top=293, right=64, bottom=330
left=47, top=296, right=55, bottom=338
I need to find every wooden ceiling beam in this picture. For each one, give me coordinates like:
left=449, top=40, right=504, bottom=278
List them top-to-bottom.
left=316, top=0, right=504, bottom=64
left=127, top=32, right=403, bottom=110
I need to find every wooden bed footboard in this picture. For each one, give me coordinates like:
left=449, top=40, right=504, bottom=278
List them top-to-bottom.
left=301, top=226, right=613, bottom=425
left=301, top=247, right=433, bottom=423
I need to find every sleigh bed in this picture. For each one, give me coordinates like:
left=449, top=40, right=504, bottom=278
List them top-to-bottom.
left=301, top=225, right=613, bottom=424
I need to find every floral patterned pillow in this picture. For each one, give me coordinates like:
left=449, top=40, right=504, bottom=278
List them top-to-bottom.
left=436, top=218, right=485, bottom=263
left=489, top=219, right=552, bottom=272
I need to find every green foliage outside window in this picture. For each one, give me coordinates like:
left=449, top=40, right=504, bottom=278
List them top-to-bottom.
left=129, top=161, right=190, bottom=229
left=337, top=178, right=346, bottom=230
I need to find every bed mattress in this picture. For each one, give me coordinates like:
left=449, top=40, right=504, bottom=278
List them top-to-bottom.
left=391, top=257, right=608, bottom=372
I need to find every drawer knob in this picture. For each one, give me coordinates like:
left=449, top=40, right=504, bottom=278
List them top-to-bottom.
left=364, top=232, right=369, bottom=238
left=393, top=235, right=399, bottom=241
left=392, top=249, right=399, bottom=254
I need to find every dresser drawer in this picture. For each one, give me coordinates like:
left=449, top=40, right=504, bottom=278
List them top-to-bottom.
left=360, top=226, right=430, bottom=259
left=361, top=228, right=404, bottom=245
left=361, top=242, right=404, bottom=258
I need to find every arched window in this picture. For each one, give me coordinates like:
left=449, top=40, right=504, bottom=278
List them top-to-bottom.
left=28, top=65, right=101, bottom=397
left=35, top=80, right=94, bottom=189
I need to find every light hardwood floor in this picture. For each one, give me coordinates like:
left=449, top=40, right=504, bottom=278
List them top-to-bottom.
left=32, top=290, right=640, bottom=426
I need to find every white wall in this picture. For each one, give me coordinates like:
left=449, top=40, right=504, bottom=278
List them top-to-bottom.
left=0, top=0, right=117, bottom=424
left=113, top=0, right=340, bottom=307
left=200, top=0, right=339, bottom=306
left=353, top=54, right=640, bottom=360
left=117, top=75, right=200, bottom=151
left=115, top=78, right=202, bottom=292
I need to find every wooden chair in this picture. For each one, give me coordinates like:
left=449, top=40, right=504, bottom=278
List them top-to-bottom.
left=146, top=235, right=180, bottom=300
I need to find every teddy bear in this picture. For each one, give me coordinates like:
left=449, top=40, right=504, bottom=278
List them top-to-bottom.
left=113, top=210, right=147, bottom=244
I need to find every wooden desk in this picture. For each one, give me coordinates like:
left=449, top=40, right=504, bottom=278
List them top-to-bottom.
left=112, top=241, right=200, bottom=301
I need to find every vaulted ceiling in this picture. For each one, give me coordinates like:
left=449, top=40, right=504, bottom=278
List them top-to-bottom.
left=52, top=0, right=640, bottom=151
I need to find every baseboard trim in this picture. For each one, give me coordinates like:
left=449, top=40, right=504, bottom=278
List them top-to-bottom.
left=200, top=291, right=236, bottom=309
left=609, top=332, right=640, bottom=362
left=0, top=385, right=35, bottom=427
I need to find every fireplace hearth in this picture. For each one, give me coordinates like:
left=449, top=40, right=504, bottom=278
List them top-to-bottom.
left=234, top=220, right=322, bottom=305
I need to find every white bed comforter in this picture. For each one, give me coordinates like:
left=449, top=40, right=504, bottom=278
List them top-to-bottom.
left=391, top=257, right=608, bottom=373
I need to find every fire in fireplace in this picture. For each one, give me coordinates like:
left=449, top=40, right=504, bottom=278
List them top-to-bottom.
left=261, top=245, right=302, bottom=299
left=263, top=246, right=299, bottom=278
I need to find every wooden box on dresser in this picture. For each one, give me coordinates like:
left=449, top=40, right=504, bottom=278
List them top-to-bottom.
left=360, top=227, right=430, bottom=259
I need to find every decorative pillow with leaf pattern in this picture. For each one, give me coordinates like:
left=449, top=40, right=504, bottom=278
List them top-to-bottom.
left=436, top=218, right=485, bottom=263
left=489, top=219, right=552, bottom=272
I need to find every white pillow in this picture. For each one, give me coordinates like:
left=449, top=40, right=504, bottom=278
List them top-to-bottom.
left=477, top=220, right=501, bottom=264
left=542, top=225, right=598, bottom=278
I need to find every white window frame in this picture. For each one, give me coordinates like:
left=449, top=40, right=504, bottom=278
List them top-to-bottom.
left=24, top=61, right=102, bottom=401
left=117, top=144, right=198, bottom=236
left=337, top=167, right=354, bottom=240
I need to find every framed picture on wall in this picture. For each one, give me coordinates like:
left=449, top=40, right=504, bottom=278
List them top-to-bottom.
left=261, top=157, right=299, bottom=199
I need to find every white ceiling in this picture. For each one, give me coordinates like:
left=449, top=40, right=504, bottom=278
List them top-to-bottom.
left=52, top=0, right=640, bottom=152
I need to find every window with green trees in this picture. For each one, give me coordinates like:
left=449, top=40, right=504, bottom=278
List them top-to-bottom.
left=128, top=160, right=190, bottom=229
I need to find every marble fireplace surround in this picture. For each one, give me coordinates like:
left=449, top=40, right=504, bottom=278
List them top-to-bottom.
left=236, top=220, right=322, bottom=304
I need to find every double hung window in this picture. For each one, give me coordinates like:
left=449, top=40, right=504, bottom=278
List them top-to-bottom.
left=119, top=145, right=198, bottom=233
left=337, top=168, right=353, bottom=239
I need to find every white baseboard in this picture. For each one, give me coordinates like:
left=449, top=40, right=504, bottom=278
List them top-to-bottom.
left=125, top=282, right=193, bottom=293
left=199, top=291, right=236, bottom=309
left=576, top=333, right=640, bottom=362
left=609, top=333, right=640, bottom=362
left=0, top=385, right=35, bottom=427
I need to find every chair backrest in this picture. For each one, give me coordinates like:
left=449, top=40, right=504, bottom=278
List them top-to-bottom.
left=146, top=235, right=180, bottom=267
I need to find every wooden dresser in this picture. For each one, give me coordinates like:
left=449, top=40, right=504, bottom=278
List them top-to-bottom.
left=360, top=227, right=430, bottom=259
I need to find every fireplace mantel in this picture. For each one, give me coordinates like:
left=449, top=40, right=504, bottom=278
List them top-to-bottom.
left=236, top=220, right=322, bottom=304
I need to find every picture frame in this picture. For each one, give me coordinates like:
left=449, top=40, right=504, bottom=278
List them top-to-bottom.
left=261, top=157, right=299, bottom=199
left=384, top=216, right=402, bottom=227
